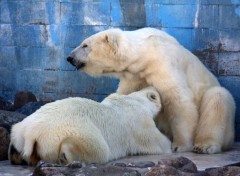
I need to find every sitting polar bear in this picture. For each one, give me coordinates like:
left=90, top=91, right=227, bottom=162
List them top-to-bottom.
left=67, top=27, right=236, bottom=154
left=9, top=87, right=171, bottom=166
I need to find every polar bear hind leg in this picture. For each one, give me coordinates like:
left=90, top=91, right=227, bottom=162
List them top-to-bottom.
left=193, top=86, right=235, bottom=154
left=58, top=135, right=110, bottom=165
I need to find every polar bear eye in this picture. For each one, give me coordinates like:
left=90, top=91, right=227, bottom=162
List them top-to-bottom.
left=82, top=44, right=88, bottom=48
left=147, top=92, right=157, bottom=101
left=150, top=94, right=156, bottom=100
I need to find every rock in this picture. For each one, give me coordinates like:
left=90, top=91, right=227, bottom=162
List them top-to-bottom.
left=12, top=91, right=37, bottom=111
left=0, top=97, right=12, bottom=111
left=15, top=101, right=47, bottom=116
left=0, top=110, right=26, bottom=126
left=0, top=110, right=26, bottom=161
left=0, top=123, right=10, bottom=133
left=0, top=126, right=10, bottom=160
left=157, top=156, right=198, bottom=173
left=145, top=157, right=209, bottom=176
left=26, top=158, right=240, bottom=176
left=36, top=160, right=62, bottom=168
left=33, top=161, right=141, bottom=176
left=33, top=161, right=64, bottom=176
left=66, top=161, right=82, bottom=169
left=127, top=161, right=155, bottom=168
left=113, top=162, right=127, bottom=167
left=145, top=164, right=179, bottom=176
left=82, top=165, right=141, bottom=176
left=206, top=166, right=240, bottom=176
left=34, top=167, right=65, bottom=176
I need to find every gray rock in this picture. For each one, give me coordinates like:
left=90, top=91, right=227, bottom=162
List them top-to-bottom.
left=0, top=97, right=12, bottom=111
left=15, top=101, right=47, bottom=116
left=0, top=110, right=26, bottom=126
left=0, top=110, right=28, bottom=161
left=0, top=127, right=10, bottom=160
left=1, top=156, right=240, bottom=176
left=157, top=156, right=198, bottom=173
left=145, top=157, right=209, bottom=176
left=33, top=161, right=141, bottom=176
left=66, top=161, right=82, bottom=169
left=127, top=161, right=155, bottom=168
left=113, top=163, right=127, bottom=167
left=145, top=164, right=179, bottom=176
left=74, top=165, right=141, bottom=176
left=34, top=166, right=65, bottom=176
left=206, top=166, right=240, bottom=176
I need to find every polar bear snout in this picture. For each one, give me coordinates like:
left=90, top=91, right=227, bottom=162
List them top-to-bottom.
left=67, top=56, right=86, bottom=70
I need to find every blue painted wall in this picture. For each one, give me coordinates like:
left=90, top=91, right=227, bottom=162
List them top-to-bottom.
left=0, top=0, right=239, bottom=140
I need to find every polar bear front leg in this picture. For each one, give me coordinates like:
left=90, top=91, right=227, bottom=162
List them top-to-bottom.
left=149, top=76, right=198, bottom=152
left=117, top=78, right=148, bottom=95
left=193, top=87, right=235, bottom=154
left=168, top=97, right=198, bottom=152
left=58, top=135, right=110, bottom=165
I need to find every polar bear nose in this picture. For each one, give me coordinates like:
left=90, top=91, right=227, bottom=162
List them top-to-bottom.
left=67, top=56, right=74, bottom=63
left=67, top=56, right=76, bottom=67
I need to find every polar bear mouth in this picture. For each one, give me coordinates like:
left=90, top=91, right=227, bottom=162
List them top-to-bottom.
left=67, top=56, right=86, bottom=70
left=76, top=62, right=86, bottom=70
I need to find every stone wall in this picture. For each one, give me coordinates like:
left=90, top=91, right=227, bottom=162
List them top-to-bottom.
left=0, top=0, right=239, bottom=140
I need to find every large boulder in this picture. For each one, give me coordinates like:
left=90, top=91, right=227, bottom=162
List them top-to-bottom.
left=12, top=91, right=37, bottom=111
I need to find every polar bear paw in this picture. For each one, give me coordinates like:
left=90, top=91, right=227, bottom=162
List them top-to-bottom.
left=171, top=143, right=192, bottom=153
left=193, top=143, right=221, bottom=154
left=58, top=152, right=68, bottom=165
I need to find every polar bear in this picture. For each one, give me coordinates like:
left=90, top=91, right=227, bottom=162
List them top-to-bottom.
left=67, top=27, right=236, bottom=154
left=8, top=87, right=171, bottom=166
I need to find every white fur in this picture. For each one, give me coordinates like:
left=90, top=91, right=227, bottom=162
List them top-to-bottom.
left=68, top=27, right=236, bottom=153
left=9, top=87, right=171, bottom=165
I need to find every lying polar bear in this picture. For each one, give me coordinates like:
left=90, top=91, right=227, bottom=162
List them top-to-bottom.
left=9, top=87, right=171, bottom=166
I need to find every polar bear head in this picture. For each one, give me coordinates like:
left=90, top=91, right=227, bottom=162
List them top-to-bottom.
left=67, top=28, right=131, bottom=76
left=67, top=28, right=177, bottom=77
left=102, top=86, right=162, bottom=118
left=127, top=86, right=162, bottom=117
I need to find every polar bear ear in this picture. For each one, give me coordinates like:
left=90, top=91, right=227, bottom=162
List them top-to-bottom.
left=105, top=30, right=121, bottom=54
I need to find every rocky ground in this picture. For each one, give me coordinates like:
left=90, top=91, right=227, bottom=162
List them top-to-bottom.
left=0, top=91, right=240, bottom=176
left=1, top=154, right=240, bottom=176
